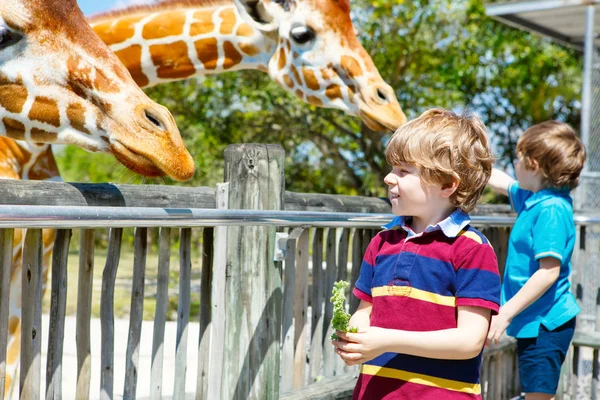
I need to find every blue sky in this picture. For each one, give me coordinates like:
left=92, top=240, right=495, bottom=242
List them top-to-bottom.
left=77, top=0, right=154, bottom=16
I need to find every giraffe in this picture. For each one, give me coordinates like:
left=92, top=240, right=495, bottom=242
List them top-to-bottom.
left=0, top=0, right=195, bottom=181
left=0, top=0, right=196, bottom=396
left=2, top=0, right=408, bottom=396
left=88, top=0, right=407, bottom=131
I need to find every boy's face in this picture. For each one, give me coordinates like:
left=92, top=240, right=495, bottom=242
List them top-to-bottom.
left=515, top=154, right=542, bottom=192
left=384, top=163, right=443, bottom=217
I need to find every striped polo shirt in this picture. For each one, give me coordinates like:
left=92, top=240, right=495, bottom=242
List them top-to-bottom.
left=352, top=210, right=501, bottom=400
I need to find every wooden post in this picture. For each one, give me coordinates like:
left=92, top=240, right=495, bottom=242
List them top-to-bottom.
left=222, top=144, right=284, bottom=400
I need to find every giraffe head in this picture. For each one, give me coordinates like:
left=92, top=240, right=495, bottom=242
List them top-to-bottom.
left=0, top=0, right=195, bottom=181
left=235, top=0, right=407, bottom=131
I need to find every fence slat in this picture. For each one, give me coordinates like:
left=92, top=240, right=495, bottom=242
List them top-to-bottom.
left=204, top=183, right=228, bottom=400
left=123, top=227, right=147, bottom=399
left=151, top=227, right=170, bottom=400
left=197, top=227, right=214, bottom=399
left=20, top=228, right=43, bottom=400
left=100, top=228, right=122, bottom=400
left=174, top=228, right=192, bottom=400
left=280, top=228, right=297, bottom=394
left=309, top=228, right=324, bottom=383
left=0, top=229, right=13, bottom=398
left=46, top=229, right=71, bottom=400
left=76, top=229, right=95, bottom=400
left=293, top=229, right=309, bottom=389
left=321, top=229, right=337, bottom=377
left=336, top=229, right=351, bottom=375
left=349, top=229, right=363, bottom=314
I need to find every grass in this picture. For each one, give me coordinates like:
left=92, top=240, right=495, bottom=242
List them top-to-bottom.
left=41, top=246, right=203, bottom=321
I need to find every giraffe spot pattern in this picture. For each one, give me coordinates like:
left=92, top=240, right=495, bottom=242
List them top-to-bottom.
left=219, top=8, right=236, bottom=35
left=190, top=10, right=216, bottom=36
left=142, top=11, right=186, bottom=40
left=92, top=16, right=143, bottom=46
left=236, top=23, right=255, bottom=37
left=195, top=38, right=219, bottom=70
left=223, top=41, right=243, bottom=69
left=149, top=42, right=196, bottom=80
left=239, top=43, right=261, bottom=57
left=114, top=45, right=150, bottom=87
left=277, top=48, right=287, bottom=71
left=340, top=55, right=363, bottom=78
left=290, top=65, right=302, bottom=87
left=302, top=68, right=320, bottom=91
left=0, top=73, right=28, bottom=114
left=283, top=75, right=294, bottom=89
left=325, top=84, right=343, bottom=100
left=295, top=89, right=304, bottom=101
left=307, top=96, right=323, bottom=106
left=67, top=103, right=90, bottom=135
left=2, top=118, right=26, bottom=140
left=31, top=128, right=58, bottom=143
left=6, top=329, right=20, bottom=364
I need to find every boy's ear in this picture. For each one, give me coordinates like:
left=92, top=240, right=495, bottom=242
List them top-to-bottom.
left=440, top=180, right=459, bottom=198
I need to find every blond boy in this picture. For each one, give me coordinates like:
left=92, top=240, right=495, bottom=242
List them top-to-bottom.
left=333, top=108, right=501, bottom=399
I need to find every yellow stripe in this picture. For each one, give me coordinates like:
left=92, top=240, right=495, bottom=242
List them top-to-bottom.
left=457, top=229, right=482, bottom=244
left=371, top=286, right=455, bottom=307
left=361, top=364, right=481, bottom=395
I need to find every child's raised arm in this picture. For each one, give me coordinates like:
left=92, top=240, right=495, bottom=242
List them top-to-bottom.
left=487, top=168, right=515, bottom=196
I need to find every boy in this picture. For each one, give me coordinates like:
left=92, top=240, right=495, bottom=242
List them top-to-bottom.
left=332, top=108, right=501, bottom=399
left=486, top=121, right=586, bottom=400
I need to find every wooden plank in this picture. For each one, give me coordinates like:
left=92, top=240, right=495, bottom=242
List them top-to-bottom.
left=222, top=144, right=284, bottom=399
left=0, top=180, right=216, bottom=208
left=205, top=183, right=228, bottom=400
left=123, top=227, right=147, bottom=399
left=197, top=227, right=214, bottom=399
left=99, top=228, right=122, bottom=400
left=151, top=228, right=170, bottom=400
left=173, top=228, right=192, bottom=400
left=309, top=228, right=324, bottom=383
left=0, top=229, right=13, bottom=398
left=20, top=229, right=43, bottom=400
left=46, top=229, right=71, bottom=400
left=76, top=229, right=95, bottom=400
left=280, top=229, right=296, bottom=394
left=321, top=229, right=337, bottom=378
left=336, top=229, right=350, bottom=375
left=349, top=229, right=363, bottom=314
left=292, top=230, right=310, bottom=389
left=572, top=345, right=580, bottom=398
left=593, top=349, right=599, bottom=400
left=279, top=373, right=357, bottom=400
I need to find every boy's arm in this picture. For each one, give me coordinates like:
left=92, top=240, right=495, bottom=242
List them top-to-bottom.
left=487, top=168, right=515, bottom=196
left=487, top=257, right=560, bottom=345
left=349, top=300, right=372, bottom=330
left=334, top=306, right=491, bottom=364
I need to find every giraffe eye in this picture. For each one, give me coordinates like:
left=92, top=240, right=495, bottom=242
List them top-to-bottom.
left=290, top=26, right=315, bottom=45
left=0, top=28, right=20, bottom=49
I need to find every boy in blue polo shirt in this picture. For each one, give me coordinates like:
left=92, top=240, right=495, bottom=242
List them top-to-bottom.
left=486, top=121, right=586, bottom=400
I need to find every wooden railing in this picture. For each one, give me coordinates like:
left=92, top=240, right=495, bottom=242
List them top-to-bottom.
left=2, top=143, right=597, bottom=399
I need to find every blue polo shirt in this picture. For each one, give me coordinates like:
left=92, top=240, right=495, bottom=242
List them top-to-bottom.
left=502, top=181, right=580, bottom=338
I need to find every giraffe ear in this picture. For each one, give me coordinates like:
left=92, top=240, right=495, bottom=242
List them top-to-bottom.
left=233, top=0, right=280, bottom=32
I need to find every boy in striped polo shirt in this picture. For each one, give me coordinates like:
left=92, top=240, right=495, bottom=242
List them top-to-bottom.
left=332, top=108, right=501, bottom=399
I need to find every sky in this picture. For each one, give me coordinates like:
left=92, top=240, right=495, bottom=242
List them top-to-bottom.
left=77, top=0, right=154, bottom=16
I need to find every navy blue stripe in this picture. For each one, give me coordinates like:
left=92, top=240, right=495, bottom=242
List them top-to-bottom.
left=355, top=260, right=374, bottom=296
left=456, top=268, right=501, bottom=304
left=365, top=351, right=482, bottom=384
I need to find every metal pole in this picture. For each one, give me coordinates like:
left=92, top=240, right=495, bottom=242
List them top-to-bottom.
left=578, top=5, right=595, bottom=211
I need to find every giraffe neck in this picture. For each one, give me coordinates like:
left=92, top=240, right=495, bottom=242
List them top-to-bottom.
left=91, top=3, right=273, bottom=88
left=0, top=139, right=59, bottom=181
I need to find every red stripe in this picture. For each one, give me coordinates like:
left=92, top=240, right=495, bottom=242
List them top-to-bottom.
left=353, top=287, right=372, bottom=303
left=371, top=296, right=456, bottom=331
left=456, top=298, right=499, bottom=314
left=353, top=373, right=481, bottom=400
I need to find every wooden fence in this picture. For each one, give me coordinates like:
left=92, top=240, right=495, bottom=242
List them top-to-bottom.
left=0, top=143, right=596, bottom=399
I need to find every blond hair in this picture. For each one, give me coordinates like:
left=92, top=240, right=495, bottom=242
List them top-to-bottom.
left=385, top=108, right=494, bottom=212
left=517, top=121, right=586, bottom=190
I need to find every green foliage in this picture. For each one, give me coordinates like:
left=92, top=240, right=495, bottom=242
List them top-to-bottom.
left=56, top=0, right=582, bottom=197
left=330, top=280, right=359, bottom=341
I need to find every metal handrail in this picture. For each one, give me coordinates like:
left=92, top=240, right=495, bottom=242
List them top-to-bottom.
left=0, top=204, right=598, bottom=229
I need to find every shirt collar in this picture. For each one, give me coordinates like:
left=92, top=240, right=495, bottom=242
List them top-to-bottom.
left=524, top=187, right=572, bottom=209
left=382, top=209, right=471, bottom=238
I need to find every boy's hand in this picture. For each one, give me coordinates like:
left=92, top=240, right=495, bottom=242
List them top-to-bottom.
left=486, top=312, right=510, bottom=347
left=332, top=327, right=390, bottom=366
